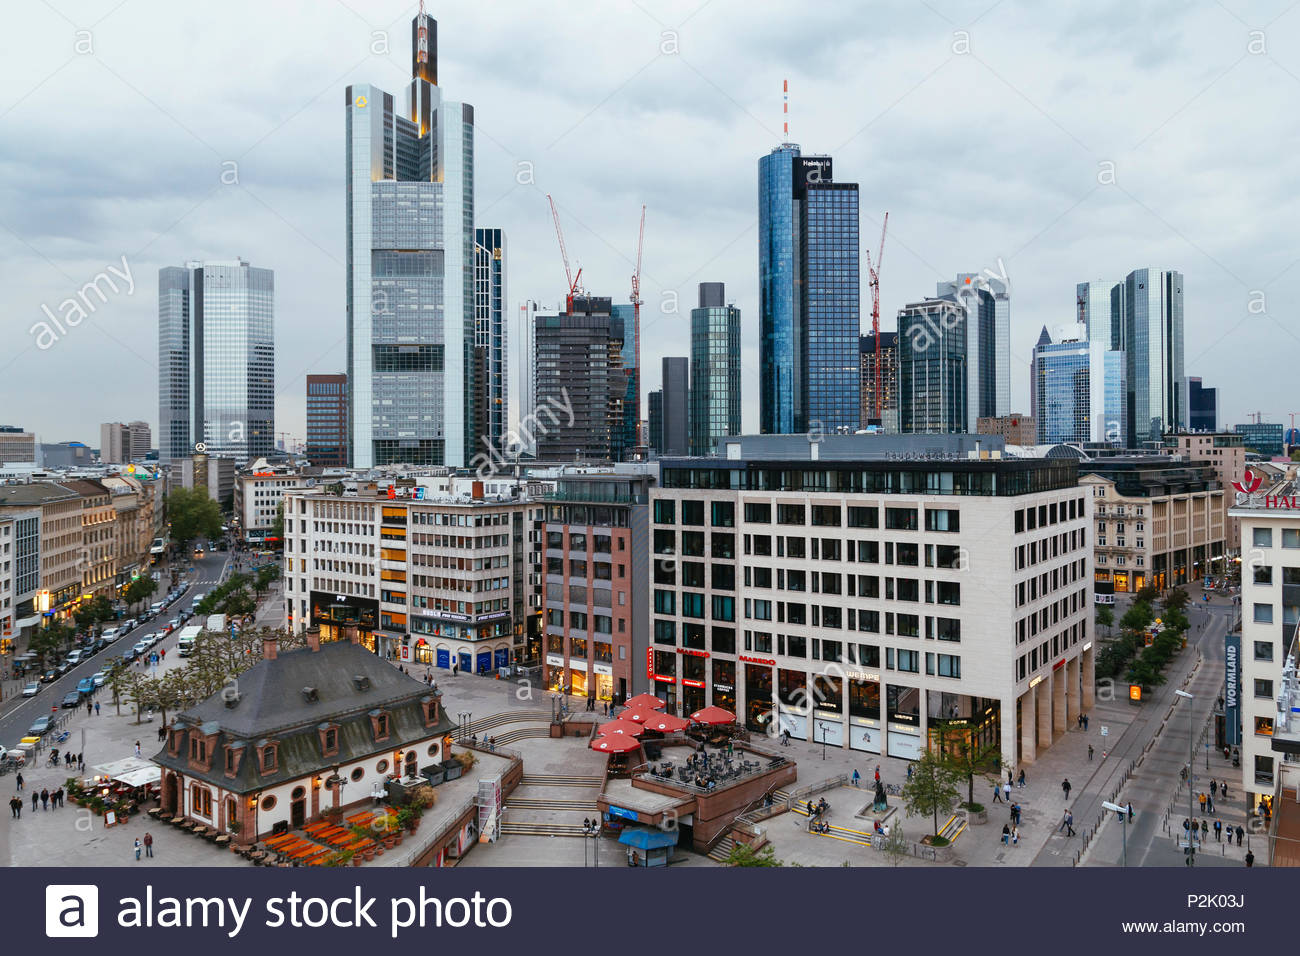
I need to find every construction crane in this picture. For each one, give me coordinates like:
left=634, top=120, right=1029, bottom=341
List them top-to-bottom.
left=547, top=194, right=582, bottom=312
left=630, top=205, right=645, bottom=437
left=865, top=212, right=889, bottom=419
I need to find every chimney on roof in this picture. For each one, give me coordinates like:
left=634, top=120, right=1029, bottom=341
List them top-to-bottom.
left=305, top=627, right=321, bottom=652
left=262, top=635, right=278, bottom=661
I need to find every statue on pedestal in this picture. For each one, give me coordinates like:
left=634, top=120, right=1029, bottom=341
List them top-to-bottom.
left=873, top=779, right=889, bottom=812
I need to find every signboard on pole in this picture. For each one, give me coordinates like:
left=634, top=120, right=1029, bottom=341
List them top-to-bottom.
left=1225, top=632, right=1241, bottom=746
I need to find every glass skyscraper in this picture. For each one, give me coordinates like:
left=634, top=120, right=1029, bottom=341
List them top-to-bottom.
left=346, top=9, right=476, bottom=467
left=758, top=145, right=859, bottom=434
left=474, top=228, right=507, bottom=457
left=158, top=258, right=274, bottom=464
left=1123, top=268, right=1184, bottom=445
left=936, top=274, right=1010, bottom=429
left=689, top=282, right=741, bottom=455
left=898, top=299, right=966, bottom=434
left=1031, top=326, right=1126, bottom=446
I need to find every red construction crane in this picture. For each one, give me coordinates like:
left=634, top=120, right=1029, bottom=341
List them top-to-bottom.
left=547, top=194, right=582, bottom=312
left=630, top=205, right=645, bottom=430
left=865, top=212, right=889, bottom=419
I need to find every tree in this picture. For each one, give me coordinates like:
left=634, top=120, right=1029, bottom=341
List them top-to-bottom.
left=166, top=487, right=223, bottom=551
left=254, top=563, right=279, bottom=598
left=123, top=576, right=157, bottom=613
left=1134, top=584, right=1159, bottom=605
left=219, top=588, right=255, bottom=618
left=1163, top=589, right=1189, bottom=613
left=74, top=595, right=115, bottom=633
left=1120, top=601, right=1154, bottom=635
left=1096, top=605, right=1114, bottom=640
left=29, top=623, right=72, bottom=665
left=941, top=737, right=1002, bottom=810
left=901, top=748, right=962, bottom=842
left=881, top=823, right=908, bottom=867
left=723, top=842, right=782, bottom=867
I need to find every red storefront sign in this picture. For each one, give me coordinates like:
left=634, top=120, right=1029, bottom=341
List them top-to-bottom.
left=677, top=648, right=709, bottom=658
left=739, top=654, right=775, bottom=667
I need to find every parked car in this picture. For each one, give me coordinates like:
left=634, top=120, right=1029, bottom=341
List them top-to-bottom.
left=65, top=650, right=84, bottom=666
left=54, top=661, right=73, bottom=677
left=91, top=671, right=107, bottom=688
left=76, top=677, right=95, bottom=696
left=21, top=681, right=40, bottom=698
left=61, top=692, right=81, bottom=709
left=28, top=715, right=52, bottom=735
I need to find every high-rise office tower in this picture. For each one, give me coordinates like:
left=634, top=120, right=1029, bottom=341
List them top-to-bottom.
left=346, top=8, right=475, bottom=468
left=758, top=144, right=860, bottom=435
left=474, top=228, right=508, bottom=457
left=158, top=258, right=274, bottom=464
left=1122, top=268, right=1184, bottom=445
left=936, top=274, right=1010, bottom=429
left=1076, top=279, right=1121, bottom=351
left=689, top=282, right=741, bottom=455
left=533, top=296, right=627, bottom=461
left=898, top=299, right=966, bottom=434
left=514, top=300, right=538, bottom=455
left=611, top=302, right=639, bottom=455
left=1029, top=325, right=1051, bottom=423
left=1031, top=326, right=1126, bottom=446
left=858, top=331, right=899, bottom=432
left=659, top=357, right=690, bottom=457
left=306, top=374, right=348, bottom=467
left=1183, top=377, right=1218, bottom=432
left=647, top=390, right=663, bottom=455
left=127, top=421, right=151, bottom=459
left=99, top=423, right=129, bottom=463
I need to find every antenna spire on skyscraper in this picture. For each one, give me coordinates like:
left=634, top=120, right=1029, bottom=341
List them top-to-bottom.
left=783, top=78, right=789, bottom=139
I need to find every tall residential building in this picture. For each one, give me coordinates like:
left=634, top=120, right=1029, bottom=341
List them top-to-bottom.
left=346, top=8, right=475, bottom=468
left=758, top=144, right=860, bottom=435
left=474, top=228, right=508, bottom=458
left=158, top=258, right=275, bottom=464
left=1122, top=268, right=1185, bottom=445
left=936, top=274, right=1010, bottom=428
left=689, top=282, right=741, bottom=456
left=533, top=296, right=627, bottom=461
left=898, top=299, right=966, bottom=434
left=859, top=331, right=899, bottom=432
left=659, top=357, right=690, bottom=457
left=306, top=374, right=348, bottom=468
left=1184, top=377, right=1218, bottom=432
left=127, top=421, right=151, bottom=459
left=650, top=433, right=1093, bottom=764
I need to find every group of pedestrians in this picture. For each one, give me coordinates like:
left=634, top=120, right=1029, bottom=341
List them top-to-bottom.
left=15, top=785, right=68, bottom=814
left=1183, top=817, right=1245, bottom=846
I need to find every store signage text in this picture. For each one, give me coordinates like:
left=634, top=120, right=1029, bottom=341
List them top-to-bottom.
left=739, top=655, right=775, bottom=667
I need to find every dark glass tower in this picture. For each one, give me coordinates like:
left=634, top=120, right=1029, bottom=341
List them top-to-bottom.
left=758, top=145, right=860, bottom=435
left=689, top=282, right=741, bottom=454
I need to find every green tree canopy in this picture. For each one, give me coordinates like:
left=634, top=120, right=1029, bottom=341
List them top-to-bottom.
left=166, top=487, right=223, bottom=551
left=901, top=748, right=963, bottom=840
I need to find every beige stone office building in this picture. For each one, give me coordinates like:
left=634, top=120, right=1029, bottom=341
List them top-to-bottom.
left=1161, top=432, right=1247, bottom=562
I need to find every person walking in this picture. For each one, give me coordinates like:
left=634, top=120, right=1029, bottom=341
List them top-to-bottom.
left=86, top=701, right=92, bottom=717
left=94, top=701, right=100, bottom=716
left=1083, top=714, right=1089, bottom=731
left=134, top=741, right=142, bottom=758
left=1088, top=744, right=1094, bottom=761
left=77, top=754, right=83, bottom=772
left=906, top=764, right=913, bottom=782
left=851, top=769, right=860, bottom=788
left=1017, top=769, right=1026, bottom=788
left=15, top=771, right=23, bottom=792
left=1062, top=778, right=1072, bottom=800
left=1210, top=779, right=1218, bottom=797
left=1221, top=780, right=1229, bottom=799
left=992, top=782, right=1003, bottom=803
left=40, top=788, right=49, bottom=810
left=1199, top=792, right=1207, bottom=812
left=1207, top=794, right=1215, bottom=814
left=9, top=795, right=20, bottom=818
left=1058, top=809, right=1071, bottom=834
left=1066, top=810, right=1075, bottom=837
left=1201, top=819, right=1209, bottom=841
left=1214, top=819, right=1222, bottom=842
left=1001, top=823, right=1010, bottom=845
left=1236, top=826, right=1244, bottom=846
left=144, top=831, right=154, bottom=858
left=134, top=837, right=142, bottom=862
left=1246, top=850, right=1255, bottom=867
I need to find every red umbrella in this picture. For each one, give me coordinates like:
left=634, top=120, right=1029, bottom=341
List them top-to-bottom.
left=623, top=694, right=666, bottom=712
left=689, top=705, right=736, bottom=726
left=621, top=708, right=655, bottom=724
left=642, top=713, right=691, bottom=733
left=600, top=719, right=645, bottom=737
left=590, top=734, right=642, bottom=753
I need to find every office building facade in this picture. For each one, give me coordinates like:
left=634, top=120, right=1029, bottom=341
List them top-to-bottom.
left=346, top=8, right=475, bottom=468
left=758, top=145, right=860, bottom=435
left=474, top=228, right=508, bottom=459
left=158, top=258, right=275, bottom=464
left=1122, top=269, right=1185, bottom=445
left=937, top=274, right=1010, bottom=429
left=689, top=282, right=741, bottom=456
left=533, top=297, right=627, bottom=461
left=898, top=300, right=966, bottom=434
left=859, top=331, right=899, bottom=432
left=659, top=357, right=690, bottom=457
left=306, top=374, right=348, bottom=468
left=1184, top=377, right=1218, bottom=432
left=1234, top=423, right=1285, bottom=457
left=651, top=434, right=1093, bottom=766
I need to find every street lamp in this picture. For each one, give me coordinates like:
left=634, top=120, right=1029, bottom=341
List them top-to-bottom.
left=1176, top=689, right=1195, bottom=866
left=457, top=712, right=471, bottom=741
left=817, top=720, right=828, bottom=761
left=1102, top=800, right=1132, bottom=867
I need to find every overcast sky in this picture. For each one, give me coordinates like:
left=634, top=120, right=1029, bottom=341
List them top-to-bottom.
left=3, top=0, right=1299, bottom=447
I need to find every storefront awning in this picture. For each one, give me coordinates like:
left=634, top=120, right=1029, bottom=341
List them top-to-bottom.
left=618, top=827, right=678, bottom=850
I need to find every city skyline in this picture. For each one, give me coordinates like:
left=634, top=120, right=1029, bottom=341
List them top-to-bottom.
left=2, top=2, right=1297, bottom=446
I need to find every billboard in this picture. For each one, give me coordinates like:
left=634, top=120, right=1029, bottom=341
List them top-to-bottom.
left=1224, top=632, right=1241, bottom=747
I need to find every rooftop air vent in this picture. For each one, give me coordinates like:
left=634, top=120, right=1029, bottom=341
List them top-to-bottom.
left=352, top=675, right=371, bottom=692
left=301, top=686, right=319, bottom=703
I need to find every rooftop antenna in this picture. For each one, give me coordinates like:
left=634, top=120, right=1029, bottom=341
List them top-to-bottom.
left=783, top=78, right=789, bottom=140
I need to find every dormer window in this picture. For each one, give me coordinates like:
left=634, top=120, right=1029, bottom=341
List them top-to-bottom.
left=421, top=696, right=439, bottom=726
left=370, top=709, right=391, bottom=742
left=318, top=723, right=340, bottom=758
left=189, top=735, right=207, bottom=763
left=258, top=742, right=279, bottom=774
